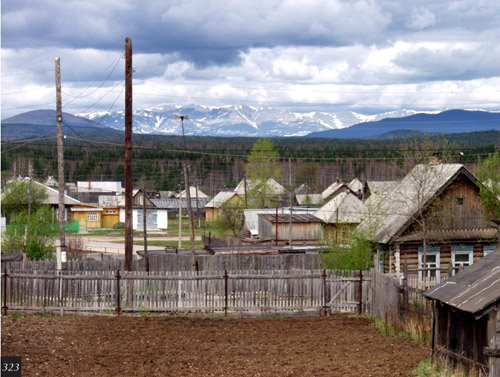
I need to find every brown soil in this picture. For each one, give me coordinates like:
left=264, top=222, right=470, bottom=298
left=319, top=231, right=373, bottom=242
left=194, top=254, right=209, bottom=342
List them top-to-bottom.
left=2, top=315, right=427, bottom=377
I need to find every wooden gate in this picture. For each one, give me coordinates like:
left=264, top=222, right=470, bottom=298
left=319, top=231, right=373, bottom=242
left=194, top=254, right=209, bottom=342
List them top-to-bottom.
left=326, top=270, right=371, bottom=313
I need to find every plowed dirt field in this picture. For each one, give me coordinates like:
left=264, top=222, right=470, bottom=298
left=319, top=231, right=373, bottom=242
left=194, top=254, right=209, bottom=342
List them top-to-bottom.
left=2, top=315, right=427, bottom=376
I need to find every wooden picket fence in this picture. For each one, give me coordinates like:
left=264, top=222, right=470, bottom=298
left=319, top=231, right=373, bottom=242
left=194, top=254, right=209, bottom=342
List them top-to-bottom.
left=5, top=254, right=323, bottom=273
left=1, top=269, right=371, bottom=316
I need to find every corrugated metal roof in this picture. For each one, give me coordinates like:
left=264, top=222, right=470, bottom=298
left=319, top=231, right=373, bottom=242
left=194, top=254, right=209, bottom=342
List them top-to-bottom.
left=357, top=164, right=473, bottom=244
left=314, top=191, right=367, bottom=224
left=258, top=213, right=322, bottom=223
left=424, top=248, right=500, bottom=315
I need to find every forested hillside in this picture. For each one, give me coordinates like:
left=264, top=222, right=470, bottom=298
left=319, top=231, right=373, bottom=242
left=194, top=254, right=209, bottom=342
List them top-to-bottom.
left=2, top=131, right=499, bottom=197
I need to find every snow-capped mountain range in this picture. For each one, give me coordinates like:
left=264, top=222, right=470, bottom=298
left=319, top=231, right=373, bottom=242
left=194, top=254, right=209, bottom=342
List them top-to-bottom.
left=77, top=104, right=424, bottom=137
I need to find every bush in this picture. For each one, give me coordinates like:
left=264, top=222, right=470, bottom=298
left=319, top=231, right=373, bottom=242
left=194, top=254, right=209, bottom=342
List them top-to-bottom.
left=113, top=222, right=125, bottom=229
left=66, top=236, right=87, bottom=260
left=321, top=236, right=374, bottom=270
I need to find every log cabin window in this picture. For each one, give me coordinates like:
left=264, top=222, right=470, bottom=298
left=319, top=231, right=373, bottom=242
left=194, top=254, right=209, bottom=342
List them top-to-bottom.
left=456, top=197, right=464, bottom=205
left=105, top=210, right=117, bottom=214
left=87, top=212, right=98, bottom=221
left=483, top=244, right=497, bottom=256
left=451, top=245, right=473, bottom=275
left=418, top=246, right=440, bottom=280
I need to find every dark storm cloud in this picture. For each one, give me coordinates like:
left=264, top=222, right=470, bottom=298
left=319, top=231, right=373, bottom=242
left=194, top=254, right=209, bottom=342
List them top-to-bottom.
left=2, top=0, right=393, bottom=67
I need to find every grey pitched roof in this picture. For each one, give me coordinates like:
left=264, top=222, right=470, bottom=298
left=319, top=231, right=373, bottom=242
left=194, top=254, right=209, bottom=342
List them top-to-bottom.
left=357, top=164, right=474, bottom=244
left=234, top=178, right=286, bottom=196
left=28, top=179, right=81, bottom=206
left=321, top=181, right=347, bottom=199
left=205, top=192, right=239, bottom=208
left=314, top=192, right=367, bottom=224
left=296, top=194, right=323, bottom=206
left=424, top=248, right=500, bottom=316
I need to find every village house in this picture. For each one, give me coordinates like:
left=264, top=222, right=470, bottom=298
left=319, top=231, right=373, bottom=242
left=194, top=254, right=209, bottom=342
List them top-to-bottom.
left=357, top=163, right=498, bottom=280
left=234, top=178, right=287, bottom=207
left=26, top=179, right=81, bottom=223
left=321, top=179, right=351, bottom=201
left=118, top=190, right=168, bottom=229
left=205, top=191, right=242, bottom=221
left=314, top=191, right=367, bottom=244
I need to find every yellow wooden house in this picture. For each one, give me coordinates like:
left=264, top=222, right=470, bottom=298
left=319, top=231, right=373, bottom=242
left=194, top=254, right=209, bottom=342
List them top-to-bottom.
left=70, top=204, right=104, bottom=230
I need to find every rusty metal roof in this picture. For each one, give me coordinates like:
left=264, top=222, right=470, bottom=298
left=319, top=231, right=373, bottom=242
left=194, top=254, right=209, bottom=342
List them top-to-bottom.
left=424, top=248, right=500, bottom=316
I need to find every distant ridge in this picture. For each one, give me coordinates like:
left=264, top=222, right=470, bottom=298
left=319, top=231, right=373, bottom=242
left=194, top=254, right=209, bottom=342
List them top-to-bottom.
left=1, top=109, right=120, bottom=141
left=306, top=110, right=500, bottom=139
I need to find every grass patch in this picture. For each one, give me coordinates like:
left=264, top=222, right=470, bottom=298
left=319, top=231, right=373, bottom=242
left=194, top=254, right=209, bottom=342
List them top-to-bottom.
left=367, top=315, right=428, bottom=345
left=413, top=359, right=465, bottom=377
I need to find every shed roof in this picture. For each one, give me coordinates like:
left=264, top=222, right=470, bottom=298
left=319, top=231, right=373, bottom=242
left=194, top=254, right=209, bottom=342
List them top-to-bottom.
left=357, top=164, right=476, bottom=244
left=314, top=192, right=367, bottom=224
left=258, top=213, right=322, bottom=224
left=424, top=248, right=500, bottom=316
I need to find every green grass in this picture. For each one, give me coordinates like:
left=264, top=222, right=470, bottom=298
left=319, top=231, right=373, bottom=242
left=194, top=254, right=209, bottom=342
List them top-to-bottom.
left=367, top=315, right=427, bottom=345
left=413, top=359, right=464, bottom=377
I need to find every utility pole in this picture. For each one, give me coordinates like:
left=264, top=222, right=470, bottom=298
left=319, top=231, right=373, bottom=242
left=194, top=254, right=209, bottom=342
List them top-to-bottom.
left=124, top=37, right=133, bottom=271
left=55, top=57, right=65, bottom=271
left=175, top=115, right=196, bottom=267
left=289, top=158, right=293, bottom=247
left=24, top=163, right=33, bottom=246
left=244, top=176, right=248, bottom=208
left=195, top=179, right=200, bottom=228
left=178, top=184, right=182, bottom=249
left=142, top=185, right=149, bottom=273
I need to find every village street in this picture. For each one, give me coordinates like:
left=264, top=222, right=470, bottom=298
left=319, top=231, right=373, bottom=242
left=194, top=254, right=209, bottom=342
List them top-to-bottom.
left=80, top=235, right=203, bottom=255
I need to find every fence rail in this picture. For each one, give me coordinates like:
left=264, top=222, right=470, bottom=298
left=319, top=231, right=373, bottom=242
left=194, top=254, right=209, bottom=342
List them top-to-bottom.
left=5, top=254, right=323, bottom=273
left=1, top=269, right=371, bottom=316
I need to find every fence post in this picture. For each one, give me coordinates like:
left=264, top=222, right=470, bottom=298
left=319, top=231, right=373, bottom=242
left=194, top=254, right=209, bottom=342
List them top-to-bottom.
left=2, top=267, right=8, bottom=316
left=223, top=269, right=228, bottom=317
left=322, top=269, right=327, bottom=316
left=358, top=269, right=363, bottom=315
left=115, top=270, right=121, bottom=315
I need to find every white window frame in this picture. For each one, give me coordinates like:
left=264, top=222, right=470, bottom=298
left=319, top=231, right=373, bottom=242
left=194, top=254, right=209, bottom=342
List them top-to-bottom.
left=105, top=210, right=117, bottom=214
left=87, top=212, right=98, bottom=221
left=451, top=244, right=474, bottom=275
left=483, top=244, right=497, bottom=256
left=418, top=246, right=440, bottom=280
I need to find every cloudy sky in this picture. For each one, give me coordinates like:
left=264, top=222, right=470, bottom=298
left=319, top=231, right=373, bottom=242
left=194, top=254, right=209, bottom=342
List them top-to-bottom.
left=2, top=0, right=500, bottom=119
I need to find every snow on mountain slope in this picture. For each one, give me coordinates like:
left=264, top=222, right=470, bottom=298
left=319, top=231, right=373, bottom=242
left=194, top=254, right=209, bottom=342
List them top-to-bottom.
left=77, top=105, right=444, bottom=137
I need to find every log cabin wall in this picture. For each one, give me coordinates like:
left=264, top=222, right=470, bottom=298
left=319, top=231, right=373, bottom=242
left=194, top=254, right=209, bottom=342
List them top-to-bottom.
left=392, top=243, right=489, bottom=278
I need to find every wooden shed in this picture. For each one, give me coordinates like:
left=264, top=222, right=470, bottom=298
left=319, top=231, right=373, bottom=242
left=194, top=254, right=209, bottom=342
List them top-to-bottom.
left=258, top=214, right=323, bottom=243
left=425, top=248, right=500, bottom=376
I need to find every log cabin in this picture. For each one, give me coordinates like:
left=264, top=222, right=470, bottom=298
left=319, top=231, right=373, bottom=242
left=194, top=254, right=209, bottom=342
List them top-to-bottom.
left=357, top=163, right=498, bottom=280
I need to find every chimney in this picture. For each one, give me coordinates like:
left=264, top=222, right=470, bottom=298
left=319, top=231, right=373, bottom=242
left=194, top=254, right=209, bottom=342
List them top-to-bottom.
left=430, top=152, right=443, bottom=166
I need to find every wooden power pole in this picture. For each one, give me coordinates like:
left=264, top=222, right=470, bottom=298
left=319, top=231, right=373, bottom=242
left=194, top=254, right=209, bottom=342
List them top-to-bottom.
left=124, top=37, right=133, bottom=271
left=55, top=57, right=66, bottom=270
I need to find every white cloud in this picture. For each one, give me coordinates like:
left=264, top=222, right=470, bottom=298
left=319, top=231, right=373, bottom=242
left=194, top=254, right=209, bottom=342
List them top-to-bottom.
left=406, top=7, right=436, bottom=30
